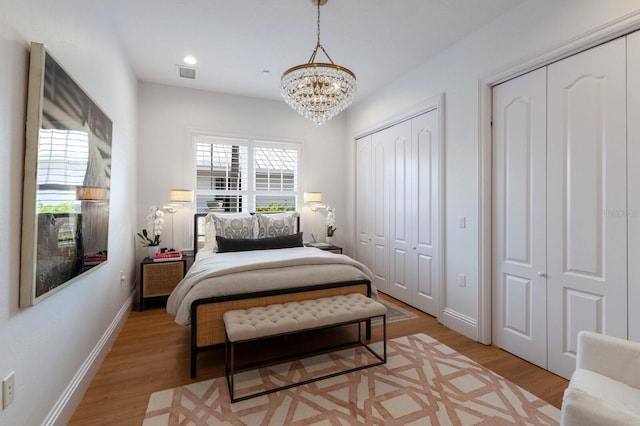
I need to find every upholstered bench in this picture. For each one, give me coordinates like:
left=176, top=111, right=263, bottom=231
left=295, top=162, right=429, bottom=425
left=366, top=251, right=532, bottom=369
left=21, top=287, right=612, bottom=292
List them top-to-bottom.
left=223, top=293, right=387, bottom=402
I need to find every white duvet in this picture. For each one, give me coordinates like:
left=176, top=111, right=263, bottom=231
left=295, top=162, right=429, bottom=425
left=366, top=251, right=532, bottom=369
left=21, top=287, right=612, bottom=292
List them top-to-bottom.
left=166, top=247, right=376, bottom=325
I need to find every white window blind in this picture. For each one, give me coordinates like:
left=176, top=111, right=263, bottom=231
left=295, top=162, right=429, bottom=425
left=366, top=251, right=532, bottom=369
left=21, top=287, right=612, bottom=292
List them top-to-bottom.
left=37, top=129, right=89, bottom=210
left=193, top=135, right=298, bottom=212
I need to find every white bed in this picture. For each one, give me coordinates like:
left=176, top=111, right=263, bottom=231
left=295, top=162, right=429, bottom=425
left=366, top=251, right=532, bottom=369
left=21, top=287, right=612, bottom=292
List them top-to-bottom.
left=167, top=246, right=376, bottom=326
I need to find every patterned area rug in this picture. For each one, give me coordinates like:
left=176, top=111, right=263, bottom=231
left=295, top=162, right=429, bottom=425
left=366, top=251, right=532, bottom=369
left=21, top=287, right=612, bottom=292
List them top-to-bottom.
left=374, top=297, right=417, bottom=324
left=144, top=333, right=560, bottom=425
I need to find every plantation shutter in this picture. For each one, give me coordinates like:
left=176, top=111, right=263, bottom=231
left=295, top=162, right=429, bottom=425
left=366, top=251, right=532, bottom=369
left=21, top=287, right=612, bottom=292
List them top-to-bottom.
left=194, top=135, right=298, bottom=212
left=254, top=144, right=297, bottom=211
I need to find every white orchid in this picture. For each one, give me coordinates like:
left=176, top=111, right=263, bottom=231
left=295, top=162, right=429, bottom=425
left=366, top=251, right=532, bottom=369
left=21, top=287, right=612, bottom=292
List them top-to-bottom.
left=138, top=205, right=165, bottom=246
left=326, top=206, right=336, bottom=237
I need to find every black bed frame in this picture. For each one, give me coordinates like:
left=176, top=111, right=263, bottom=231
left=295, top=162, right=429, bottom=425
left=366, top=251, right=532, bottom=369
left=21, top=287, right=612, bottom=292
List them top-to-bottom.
left=188, top=212, right=372, bottom=378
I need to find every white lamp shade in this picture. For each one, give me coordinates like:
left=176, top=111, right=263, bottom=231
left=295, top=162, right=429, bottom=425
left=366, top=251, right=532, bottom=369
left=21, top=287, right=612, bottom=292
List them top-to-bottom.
left=76, top=186, right=108, bottom=201
left=169, top=189, right=193, bottom=203
left=303, top=192, right=323, bottom=204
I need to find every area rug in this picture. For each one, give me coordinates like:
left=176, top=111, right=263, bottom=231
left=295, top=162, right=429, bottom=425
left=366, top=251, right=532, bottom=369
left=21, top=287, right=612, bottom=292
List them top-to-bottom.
left=373, top=297, right=418, bottom=324
left=144, top=333, right=560, bottom=425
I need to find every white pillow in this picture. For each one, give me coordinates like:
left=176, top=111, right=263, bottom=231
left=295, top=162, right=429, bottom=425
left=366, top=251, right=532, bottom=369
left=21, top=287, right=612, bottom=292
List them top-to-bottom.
left=203, top=212, right=255, bottom=252
left=255, top=212, right=299, bottom=238
left=213, top=213, right=256, bottom=240
left=203, top=214, right=217, bottom=252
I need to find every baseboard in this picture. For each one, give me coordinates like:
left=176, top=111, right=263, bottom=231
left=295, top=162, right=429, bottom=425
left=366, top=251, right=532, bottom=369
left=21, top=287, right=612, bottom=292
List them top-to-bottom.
left=42, top=291, right=135, bottom=426
left=441, top=308, right=479, bottom=342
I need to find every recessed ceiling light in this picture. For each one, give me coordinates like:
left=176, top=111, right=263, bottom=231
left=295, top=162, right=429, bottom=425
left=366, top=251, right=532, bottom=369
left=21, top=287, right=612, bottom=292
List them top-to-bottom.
left=183, top=55, right=197, bottom=65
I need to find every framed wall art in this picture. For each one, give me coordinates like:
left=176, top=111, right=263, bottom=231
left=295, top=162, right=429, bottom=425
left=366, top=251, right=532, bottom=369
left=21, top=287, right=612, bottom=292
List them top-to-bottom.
left=20, top=42, right=112, bottom=307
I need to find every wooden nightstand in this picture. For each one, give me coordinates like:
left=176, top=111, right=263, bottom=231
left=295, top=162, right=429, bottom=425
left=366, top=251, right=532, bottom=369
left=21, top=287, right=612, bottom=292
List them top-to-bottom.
left=306, top=243, right=343, bottom=254
left=324, top=245, right=343, bottom=254
left=139, top=257, right=186, bottom=311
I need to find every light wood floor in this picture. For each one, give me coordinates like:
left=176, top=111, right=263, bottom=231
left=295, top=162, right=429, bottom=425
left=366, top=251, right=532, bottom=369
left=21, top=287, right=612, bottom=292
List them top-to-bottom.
left=70, top=293, right=568, bottom=425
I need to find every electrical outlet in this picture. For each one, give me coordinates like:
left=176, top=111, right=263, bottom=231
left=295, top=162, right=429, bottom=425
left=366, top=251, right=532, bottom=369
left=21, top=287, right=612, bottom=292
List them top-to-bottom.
left=458, top=274, right=467, bottom=287
left=3, top=371, right=15, bottom=408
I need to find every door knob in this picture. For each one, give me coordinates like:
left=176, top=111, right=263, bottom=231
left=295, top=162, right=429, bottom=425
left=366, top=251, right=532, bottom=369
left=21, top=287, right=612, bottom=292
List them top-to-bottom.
left=537, top=272, right=547, bottom=278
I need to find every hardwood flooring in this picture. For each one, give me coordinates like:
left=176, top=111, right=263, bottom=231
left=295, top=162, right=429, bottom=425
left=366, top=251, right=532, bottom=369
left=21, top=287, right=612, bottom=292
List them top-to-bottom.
left=69, top=294, right=568, bottom=425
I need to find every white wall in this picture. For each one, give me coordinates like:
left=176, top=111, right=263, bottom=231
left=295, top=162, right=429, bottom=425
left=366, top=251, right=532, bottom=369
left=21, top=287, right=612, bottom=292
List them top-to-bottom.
left=345, top=0, right=640, bottom=340
left=0, top=1, right=138, bottom=424
left=137, top=82, right=349, bottom=253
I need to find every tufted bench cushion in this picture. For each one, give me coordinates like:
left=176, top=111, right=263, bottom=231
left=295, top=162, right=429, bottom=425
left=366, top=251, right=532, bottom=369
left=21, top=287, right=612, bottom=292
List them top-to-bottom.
left=223, top=293, right=386, bottom=343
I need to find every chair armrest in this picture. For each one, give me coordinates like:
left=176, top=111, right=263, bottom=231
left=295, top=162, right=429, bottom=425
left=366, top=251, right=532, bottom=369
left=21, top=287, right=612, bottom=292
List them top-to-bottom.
left=577, top=331, right=640, bottom=389
left=561, top=388, right=640, bottom=426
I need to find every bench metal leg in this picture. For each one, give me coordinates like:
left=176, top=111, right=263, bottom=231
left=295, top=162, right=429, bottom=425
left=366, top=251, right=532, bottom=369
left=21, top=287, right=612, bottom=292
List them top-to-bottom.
left=191, top=350, right=197, bottom=378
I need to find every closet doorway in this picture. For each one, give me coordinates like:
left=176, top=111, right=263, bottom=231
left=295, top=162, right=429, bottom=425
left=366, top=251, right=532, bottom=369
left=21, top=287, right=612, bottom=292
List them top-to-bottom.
left=492, top=36, right=629, bottom=379
left=355, top=99, right=443, bottom=318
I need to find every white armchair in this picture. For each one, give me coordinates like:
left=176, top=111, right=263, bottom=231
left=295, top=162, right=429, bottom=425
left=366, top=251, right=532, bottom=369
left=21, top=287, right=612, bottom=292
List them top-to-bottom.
left=561, top=331, right=640, bottom=426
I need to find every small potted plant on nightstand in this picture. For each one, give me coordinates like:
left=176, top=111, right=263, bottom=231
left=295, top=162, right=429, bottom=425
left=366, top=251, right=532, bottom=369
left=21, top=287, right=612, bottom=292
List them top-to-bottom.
left=138, top=205, right=164, bottom=258
left=326, top=206, right=336, bottom=244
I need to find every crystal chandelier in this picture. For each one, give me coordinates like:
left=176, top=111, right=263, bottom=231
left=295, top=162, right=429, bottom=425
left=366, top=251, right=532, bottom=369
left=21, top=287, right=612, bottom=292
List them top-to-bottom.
left=280, top=0, right=356, bottom=126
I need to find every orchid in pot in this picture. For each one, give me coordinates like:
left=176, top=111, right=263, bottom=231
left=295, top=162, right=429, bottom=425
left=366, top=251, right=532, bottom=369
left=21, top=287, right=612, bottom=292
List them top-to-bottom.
left=138, top=205, right=164, bottom=257
left=326, top=206, right=336, bottom=243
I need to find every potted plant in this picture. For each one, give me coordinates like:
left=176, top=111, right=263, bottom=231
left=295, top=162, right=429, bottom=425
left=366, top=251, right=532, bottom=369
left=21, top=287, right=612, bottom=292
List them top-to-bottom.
left=138, top=205, right=164, bottom=258
left=326, top=206, right=336, bottom=244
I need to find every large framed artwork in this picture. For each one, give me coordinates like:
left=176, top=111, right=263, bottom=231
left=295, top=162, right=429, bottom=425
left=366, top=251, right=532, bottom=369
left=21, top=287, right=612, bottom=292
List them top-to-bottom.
left=20, top=42, right=112, bottom=307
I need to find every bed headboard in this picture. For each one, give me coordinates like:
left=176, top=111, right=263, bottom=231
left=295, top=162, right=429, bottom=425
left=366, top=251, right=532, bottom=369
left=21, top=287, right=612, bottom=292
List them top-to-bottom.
left=193, top=212, right=301, bottom=254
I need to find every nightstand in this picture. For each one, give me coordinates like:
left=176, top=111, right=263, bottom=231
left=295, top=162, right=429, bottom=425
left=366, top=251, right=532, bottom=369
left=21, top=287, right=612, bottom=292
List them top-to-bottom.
left=306, top=243, right=343, bottom=254
left=323, top=245, right=343, bottom=254
left=139, top=257, right=186, bottom=311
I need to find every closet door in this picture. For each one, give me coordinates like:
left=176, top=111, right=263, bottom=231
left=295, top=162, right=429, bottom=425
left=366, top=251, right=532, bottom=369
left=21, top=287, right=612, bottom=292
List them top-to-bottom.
left=628, top=31, right=640, bottom=343
left=547, top=37, right=627, bottom=379
left=492, top=67, right=548, bottom=368
left=356, top=106, right=442, bottom=314
left=412, top=110, right=441, bottom=315
left=388, top=120, right=413, bottom=303
left=371, top=131, right=392, bottom=294
left=356, top=134, right=391, bottom=294
left=356, top=136, right=374, bottom=271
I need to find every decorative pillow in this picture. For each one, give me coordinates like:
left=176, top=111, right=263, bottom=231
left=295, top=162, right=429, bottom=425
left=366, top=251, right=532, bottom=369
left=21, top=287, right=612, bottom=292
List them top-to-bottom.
left=255, top=212, right=300, bottom=238
left=213, top=213, right=256, bottom=240
left=203, top=214, right=217, bottom=252
left=216, top=232, right=303, bottom=253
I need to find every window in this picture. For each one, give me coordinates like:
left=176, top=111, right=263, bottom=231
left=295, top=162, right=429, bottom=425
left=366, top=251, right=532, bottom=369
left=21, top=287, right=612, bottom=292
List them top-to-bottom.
left=37, top=129, right=89, bottom=212
left=194, top=134, right=299, bottom=213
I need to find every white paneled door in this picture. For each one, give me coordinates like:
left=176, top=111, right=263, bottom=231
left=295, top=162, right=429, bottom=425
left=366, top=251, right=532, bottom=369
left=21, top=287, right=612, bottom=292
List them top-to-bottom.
left=627, top=31, right=640, bottom=344
left=492, top=36, right=629, bottom=380
left=546, top=37, right=628, bottom=379
left=493, top=67, right=548, bottom=369
left=356, top=106, right=442, bottom=317
left=411, top=111, right=440, bottom=315
left=387, top=120, right=413, bottom=303
left=371, top=130, right=392, bottom=294
left=356, top=133, right=392, bottom=295
left=356, top=136, right=374, bottom=275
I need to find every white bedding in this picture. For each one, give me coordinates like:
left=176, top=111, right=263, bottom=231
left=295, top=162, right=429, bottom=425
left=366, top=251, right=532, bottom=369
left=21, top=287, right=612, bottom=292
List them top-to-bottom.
left=166, top=247, right=376, bottom=325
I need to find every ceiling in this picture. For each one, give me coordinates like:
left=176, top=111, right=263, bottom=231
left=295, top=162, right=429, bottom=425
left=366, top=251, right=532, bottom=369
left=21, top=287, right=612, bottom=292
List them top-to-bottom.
left=105, top=0, right=526, bottom=104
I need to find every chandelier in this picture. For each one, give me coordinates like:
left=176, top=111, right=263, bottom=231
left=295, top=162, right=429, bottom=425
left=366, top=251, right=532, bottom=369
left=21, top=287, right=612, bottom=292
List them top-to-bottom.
left=280, top=0, right=357, bottom=126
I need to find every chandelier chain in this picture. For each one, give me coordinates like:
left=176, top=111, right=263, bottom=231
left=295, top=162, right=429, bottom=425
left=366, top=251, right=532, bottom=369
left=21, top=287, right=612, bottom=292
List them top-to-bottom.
left=308, top=0, right=335, bottom=65
left=317, top=0, right=320, bottom=48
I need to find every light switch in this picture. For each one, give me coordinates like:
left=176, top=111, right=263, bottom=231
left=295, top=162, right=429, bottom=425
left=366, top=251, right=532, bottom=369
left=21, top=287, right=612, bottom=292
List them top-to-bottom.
left=458, top=216, right=466, bottom=228
left=458, top=274, right=467, bottom=287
